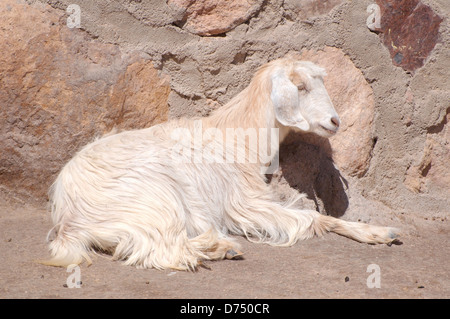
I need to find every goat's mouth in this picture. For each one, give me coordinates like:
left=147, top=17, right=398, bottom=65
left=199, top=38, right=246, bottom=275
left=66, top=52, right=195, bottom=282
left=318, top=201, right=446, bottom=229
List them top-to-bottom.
left=319, top=125, right=338, bottom=136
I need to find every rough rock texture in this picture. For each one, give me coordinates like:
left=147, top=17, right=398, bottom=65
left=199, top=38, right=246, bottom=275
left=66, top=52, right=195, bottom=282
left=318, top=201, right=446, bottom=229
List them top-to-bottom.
left=0, top=0, right=170, bottom=200
left=168, top=0, right=264, bottom=36
left=283, top=0, right=344, bottom=20
left=376, top=0, right=443, bottom=72
left=404, top=110, right=449, bottom=195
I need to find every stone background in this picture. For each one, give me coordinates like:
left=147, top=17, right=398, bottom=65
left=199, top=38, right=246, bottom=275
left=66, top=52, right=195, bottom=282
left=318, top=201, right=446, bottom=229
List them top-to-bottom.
left=1, top=0, right=449, bottom=221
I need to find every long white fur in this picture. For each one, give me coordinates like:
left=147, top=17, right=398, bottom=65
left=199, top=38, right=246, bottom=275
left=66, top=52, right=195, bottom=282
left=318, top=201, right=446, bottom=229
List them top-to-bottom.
left=42, top=54, right=398, bottom=270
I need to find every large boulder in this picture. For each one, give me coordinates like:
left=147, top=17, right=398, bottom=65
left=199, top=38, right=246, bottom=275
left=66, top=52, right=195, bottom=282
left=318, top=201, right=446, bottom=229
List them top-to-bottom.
left=0, top=0, right=171, bottom=201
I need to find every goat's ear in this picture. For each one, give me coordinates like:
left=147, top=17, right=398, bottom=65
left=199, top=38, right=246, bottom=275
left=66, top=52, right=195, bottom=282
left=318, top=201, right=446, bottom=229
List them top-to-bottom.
left=270, top=72, right=310, bottom=131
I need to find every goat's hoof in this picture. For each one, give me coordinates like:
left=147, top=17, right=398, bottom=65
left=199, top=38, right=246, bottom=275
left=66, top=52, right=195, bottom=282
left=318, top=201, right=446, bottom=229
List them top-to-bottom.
left=386, top=228, right=402, bottom=246
left=387, top=238, right=403, bottom=246
left=225, top=249, right=244, bottom=260
left=198, top=260, right=212, bottom=270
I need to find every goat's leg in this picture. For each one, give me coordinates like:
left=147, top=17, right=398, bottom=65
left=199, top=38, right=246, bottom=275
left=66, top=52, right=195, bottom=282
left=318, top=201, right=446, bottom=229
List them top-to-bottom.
left=227, top=199, right=398, bottom=246
left=226, top=200, right=318, bottom=246
left=311, top=211, right=399, bottom=244
left=41, top=223, right=208, bottom=271
left=116, top=228, right=236, bottom=271
left=122, top=230, right=243, bottom=270
left=188, top=231, right=243, bottom=261
left=115, top=233, right=201, bottom=271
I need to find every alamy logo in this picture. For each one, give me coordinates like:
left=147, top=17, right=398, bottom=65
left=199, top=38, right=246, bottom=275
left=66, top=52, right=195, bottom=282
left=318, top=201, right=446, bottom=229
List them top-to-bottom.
left=66, top=4, right=81, bottom=29
left=366, top=4, right=381, bottom=31
left=169, top=120, right=280, bottom=174
left=66, top=264, right=81, bottom=288
left=366, top=264, right=381, bottom=288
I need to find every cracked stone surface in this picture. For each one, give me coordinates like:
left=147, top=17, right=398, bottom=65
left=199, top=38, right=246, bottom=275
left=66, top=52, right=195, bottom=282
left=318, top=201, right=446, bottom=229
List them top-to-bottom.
left=376, top=0, right=443, bottom=71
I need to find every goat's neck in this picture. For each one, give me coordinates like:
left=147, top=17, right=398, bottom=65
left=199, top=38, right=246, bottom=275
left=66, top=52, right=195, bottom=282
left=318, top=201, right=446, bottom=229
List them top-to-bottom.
left=204, top=81, right=292, bottom=167
left=206, top=82, right=290, bottom=143
left=206, top=91, right=259, bottom=129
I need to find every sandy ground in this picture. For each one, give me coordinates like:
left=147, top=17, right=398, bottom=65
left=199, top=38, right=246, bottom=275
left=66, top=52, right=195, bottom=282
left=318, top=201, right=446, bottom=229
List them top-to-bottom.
left=0, top=195, right=448, bottom=300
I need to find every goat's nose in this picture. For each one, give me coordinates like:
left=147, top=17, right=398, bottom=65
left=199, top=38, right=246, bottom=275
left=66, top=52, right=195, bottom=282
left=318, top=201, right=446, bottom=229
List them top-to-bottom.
left=331, top=116, right=340, bottom=128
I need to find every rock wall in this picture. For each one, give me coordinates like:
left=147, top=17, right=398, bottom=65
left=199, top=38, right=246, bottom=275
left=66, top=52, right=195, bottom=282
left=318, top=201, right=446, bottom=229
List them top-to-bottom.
left=0, top=0, right=171, bottom=200
left=1, top=0, right=448, bottom=220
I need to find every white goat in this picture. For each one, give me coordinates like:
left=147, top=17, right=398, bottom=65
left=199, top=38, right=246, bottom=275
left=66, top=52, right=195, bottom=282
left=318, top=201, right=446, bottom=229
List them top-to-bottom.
left=42, top=54, right=398, bottom=270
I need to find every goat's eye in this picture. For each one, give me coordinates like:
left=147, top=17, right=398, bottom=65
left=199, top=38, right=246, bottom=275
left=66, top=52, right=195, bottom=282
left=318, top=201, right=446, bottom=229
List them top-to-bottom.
left=297, top=83, right=306, bottom=91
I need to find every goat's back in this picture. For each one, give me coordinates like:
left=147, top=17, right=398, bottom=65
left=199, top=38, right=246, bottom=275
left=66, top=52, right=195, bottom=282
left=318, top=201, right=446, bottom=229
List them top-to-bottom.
left=49, top=120, right=268, bottom=239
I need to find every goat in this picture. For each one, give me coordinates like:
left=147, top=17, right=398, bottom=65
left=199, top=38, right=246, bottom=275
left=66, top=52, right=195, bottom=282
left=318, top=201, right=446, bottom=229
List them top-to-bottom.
left=42, top=54, right=398, bottom=270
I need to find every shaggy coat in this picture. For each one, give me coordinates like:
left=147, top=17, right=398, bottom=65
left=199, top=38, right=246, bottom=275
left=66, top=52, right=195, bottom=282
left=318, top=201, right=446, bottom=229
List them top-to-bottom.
left=42, top=55, right=398, bottom=270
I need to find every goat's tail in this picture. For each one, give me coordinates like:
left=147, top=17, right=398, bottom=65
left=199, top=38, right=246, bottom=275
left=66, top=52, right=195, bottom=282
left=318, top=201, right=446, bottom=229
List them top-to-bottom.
left=311, top=211, right=399, bottom=244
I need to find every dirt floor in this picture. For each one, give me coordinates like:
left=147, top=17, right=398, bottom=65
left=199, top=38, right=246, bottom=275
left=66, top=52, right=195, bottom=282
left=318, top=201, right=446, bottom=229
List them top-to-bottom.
left=0, top=194, right=448, bottom=300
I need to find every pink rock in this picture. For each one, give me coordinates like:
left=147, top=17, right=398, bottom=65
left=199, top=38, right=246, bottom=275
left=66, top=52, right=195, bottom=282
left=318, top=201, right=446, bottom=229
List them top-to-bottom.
left=0, top=0, right=171, bottom=200
left=168, top=0, right=263, bottom=36
left=283, top=0, right=343, bottom=20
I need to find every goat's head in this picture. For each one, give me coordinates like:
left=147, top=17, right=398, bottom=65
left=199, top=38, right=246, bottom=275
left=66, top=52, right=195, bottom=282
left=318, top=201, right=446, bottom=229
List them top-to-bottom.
left=267, top=56, right=340, bottom=138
